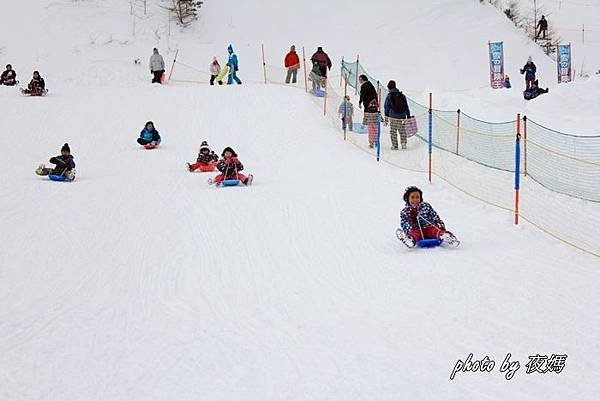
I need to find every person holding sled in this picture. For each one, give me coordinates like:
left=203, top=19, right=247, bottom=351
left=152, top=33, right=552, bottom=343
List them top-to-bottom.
left=536, top=15, right=548, bottom=39
left=226, top=45, right=242, bottom=85
left=284, top=45, right=300, bottom=84
left=310, top=46, right=332, bottom=78
left=149, top=48, right=165, bottom=84
left=209, top=57, right=223, bottom=85
left=520, top=57, right=537, bottom=89
left=0, top=64, right=17, bottom=86
left=22, top=71, right=45, bottom=95
left=358, top=74, right=380, bottom=149
left=523, top=79, right=549, bottom=100
left=383, top=80, right=411, bottom=150
left=338, top=95, right=354, bottom=131
left=137, top=121, right=161, bottom=147
left=187, top=141, right=219, bottom=172
left=35, top=143, right=76, bottom=180
left=214, top=147, right=253, bottom=185
left=397, top=186, right=459, bottom=248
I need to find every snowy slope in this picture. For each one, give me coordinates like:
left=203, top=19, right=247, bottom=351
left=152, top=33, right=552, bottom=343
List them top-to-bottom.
left=0, top=1, right=599, bottom=400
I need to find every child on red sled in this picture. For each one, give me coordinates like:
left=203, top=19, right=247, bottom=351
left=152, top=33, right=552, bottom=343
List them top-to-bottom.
left=187, top=141, right=218, bottom=172
left=213, top=147, right=253, bottom=185
left=397, top=186, right=459, bottom=248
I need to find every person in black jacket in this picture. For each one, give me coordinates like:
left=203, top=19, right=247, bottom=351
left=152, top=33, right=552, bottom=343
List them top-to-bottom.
left=536, top=16, right=548, bottom=39
left=0, top=64, right=17, bottom=86
left=22, top=71, right=45, bottom=95
left=358, top=74, right=380, bottom=148
left=523, top=80, right=549, bottom=100
left=35, top=143, right=76, bottom=180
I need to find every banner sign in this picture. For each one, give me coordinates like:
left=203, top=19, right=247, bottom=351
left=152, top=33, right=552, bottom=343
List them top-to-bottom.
left=488, top=42, right=505, bottom=89
left=557, top=44, right=572, bottom=83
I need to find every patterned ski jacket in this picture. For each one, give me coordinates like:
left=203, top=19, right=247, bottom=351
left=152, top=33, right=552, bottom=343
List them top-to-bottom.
left=338, top=100, right=354, bottom=118
left=197, top=151, right=218, bottom=165
left=49, top=154, right=75, bottom=175
left=217, top=157, right=244, bottom=179
left=400, top=202, right=445, bottom=234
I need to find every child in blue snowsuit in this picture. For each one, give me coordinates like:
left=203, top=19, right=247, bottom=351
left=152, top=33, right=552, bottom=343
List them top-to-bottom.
left=227, top=45, right=242, bottom=85
left=137, top=121, right=161, bottom=146
left=397, top=186, right=459, bottom=248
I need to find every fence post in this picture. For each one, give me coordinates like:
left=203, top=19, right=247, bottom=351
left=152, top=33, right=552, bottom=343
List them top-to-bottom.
left=261, top=44, right=267, bottom=84
left=302, top=46, right=308, bottom=92
left=167, top=49, right=179, bottom=81
left=355, top=54, right=359, bottom=95
left=340, top=57, right=344, bottom=87
left=343, top=76, right=348, bottom=141
left=323, top=78, right=327, bottom=116
left=428, top=92, right=433, bottom=183
left=455, top=109, right=461, bottom=155
left=514, top=113, right=521, bottom=225
left=523, top=115, right=528, bottom=176
left=376, top=116, right=381, bottom=162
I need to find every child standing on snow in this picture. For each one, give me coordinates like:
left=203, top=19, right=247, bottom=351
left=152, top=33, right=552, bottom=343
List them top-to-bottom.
left=209, top=57, right=223, bottom=85
left=520, top=57, right=537, bottom=89
left=338, top=95, right=354, bottom=131
left=137, top=121, right=161, bottom=147
left=187, top=141, right=218, bottom=171
left=35, top=143, right=76, bottom=180
left=213, top=147, right=253, bottom=185
left=396, top=186, right=459, bottom=248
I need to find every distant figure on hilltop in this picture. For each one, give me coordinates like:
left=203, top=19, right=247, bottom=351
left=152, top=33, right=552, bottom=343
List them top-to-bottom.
left=536, top=15, right=548, bottom=39
left=227, top=44, right=242, bottom=85
left=284, top=45, right=300, bottom=84
left=311, top=47, right=332, bottom=78
left=149, top=48, right=165, bottom=84
left=520, top=57, right=537, bottom=89
left=0, top=64, right=17, bottom=86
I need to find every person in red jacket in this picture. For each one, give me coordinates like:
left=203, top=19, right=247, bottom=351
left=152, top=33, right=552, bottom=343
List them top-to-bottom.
left=284, top=45, right=300, bottom=84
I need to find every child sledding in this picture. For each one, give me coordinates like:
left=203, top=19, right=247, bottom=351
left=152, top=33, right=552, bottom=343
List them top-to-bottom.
left=21, top=71, right=47, bottom=96
left=523, top=80, right=549, bottom=101
left=137, top=121, right=161, bottom=149
left=187, top=141, right=218, bottom=172
left=35, top=143, right=76, bottom=181
left=208, top=147, right=253, bottom=187
left=395, top=186, right=459, bottom=248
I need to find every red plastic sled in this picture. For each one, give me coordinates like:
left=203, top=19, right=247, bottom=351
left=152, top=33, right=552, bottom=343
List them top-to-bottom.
left=144, top=143, right=159, bottom=150
left=196, top=164, right=216, bottom=172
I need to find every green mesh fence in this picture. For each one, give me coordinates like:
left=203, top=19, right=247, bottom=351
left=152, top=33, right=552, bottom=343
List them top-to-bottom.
left=341, top=60, right=600, bottom=202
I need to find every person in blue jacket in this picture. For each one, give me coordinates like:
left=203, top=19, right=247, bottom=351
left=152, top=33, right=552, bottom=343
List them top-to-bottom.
left=226, top=44, right=242, bottom=85
left=520, top=57, right=537, bottom=89
left=384, top=80, right=411, bottom=150
left=137, top=121, right=161, bottom=146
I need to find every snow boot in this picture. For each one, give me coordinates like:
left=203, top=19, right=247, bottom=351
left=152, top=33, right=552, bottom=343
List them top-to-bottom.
left=401, top=143, right=407, bottom=150
left=186, top=162, right=193, bottom=172
left=243, top=174, right=253, bottom=186
left=396, top=228, right=415, bottom=248
left=441, top=232, right=460, bottom=248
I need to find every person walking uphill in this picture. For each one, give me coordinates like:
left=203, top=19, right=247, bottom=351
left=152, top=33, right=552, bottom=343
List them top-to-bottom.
left=227, top=44, right=242, bottom=85
left=284, top=45, right=300, bottom=84
left=311, top=47, right=332, bottom=78
left=149, top=48, right=165, bottom=84
left=520, top=57, right=536, bottom=89
left=358, top=74, right=380, bottom=148
left=384, top=80, right=411, bottom=150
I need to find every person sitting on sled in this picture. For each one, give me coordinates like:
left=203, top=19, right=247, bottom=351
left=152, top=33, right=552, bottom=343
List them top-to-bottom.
left=0, top=64, right=17, bottom=86
left=23, top=71, right=45, bottom=95
left=137, top=121, right=161, bottom=147
left=187, top=141, right=218, bottom=172
left=36, top=143, right=76, bottom=180
left=214, top=147, right=253, bottom=185
left=397, top=186, right=459, bottom=248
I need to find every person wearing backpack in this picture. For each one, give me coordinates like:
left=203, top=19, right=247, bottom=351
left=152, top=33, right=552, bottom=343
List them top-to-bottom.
left=383, top=80, right=411, bottom=150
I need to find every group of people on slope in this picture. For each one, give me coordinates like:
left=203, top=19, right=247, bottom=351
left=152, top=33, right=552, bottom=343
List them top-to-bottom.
left=149, top=45, right=242, bottom=85
left=281, top=45, right=332, bottom=91
left=1, top=64, right=46, bottom=95
left=186, top=142, right=252, bottom=185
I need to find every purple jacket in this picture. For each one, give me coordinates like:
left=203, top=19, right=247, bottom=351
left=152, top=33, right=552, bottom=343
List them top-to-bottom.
left=217, top=157, right=244, bottom=179
left=400, top=202, right=445, bottom=234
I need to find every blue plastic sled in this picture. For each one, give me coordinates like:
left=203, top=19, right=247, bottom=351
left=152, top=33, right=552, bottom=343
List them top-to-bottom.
left=312, top=89, right=326, bottom=97
left=353, top=123, right=367, bottom=134
left=48, top=174, right=68, bottom=182
left=220, top=179, right=241, bottom=187
left=416, top=239, right=443, bottom=248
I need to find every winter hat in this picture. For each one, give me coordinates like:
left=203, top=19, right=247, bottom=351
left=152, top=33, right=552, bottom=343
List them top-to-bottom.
left=227, top=44, right=234, bottom=53
left=290, top=45, right=296, bottom=51
left=317, top=46, right=323, bottom=52
left=527, top=56, right=532, bottom=62
left=387, top=80, right=397, bottom=90
left=199, top=141, right=211, bottom=152
left=61, top=143, right=71, bottom=153
left=221, top=146, right=237, bottom=157
left=403, top=186, right=423, bottom=204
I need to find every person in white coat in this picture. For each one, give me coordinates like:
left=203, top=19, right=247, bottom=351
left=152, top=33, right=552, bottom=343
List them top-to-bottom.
left=149, top=48, right=165, bottom=84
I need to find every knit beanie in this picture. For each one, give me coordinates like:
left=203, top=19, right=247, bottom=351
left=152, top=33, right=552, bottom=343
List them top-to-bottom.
left=61, top=143, right=71, bottom=153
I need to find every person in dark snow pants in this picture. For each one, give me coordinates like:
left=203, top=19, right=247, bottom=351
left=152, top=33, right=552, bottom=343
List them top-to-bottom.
left=520, top=57, right=537, bottom=89
left=137, top=121, right=161, bottom=146
left=36, top=143, right=76, bottom=179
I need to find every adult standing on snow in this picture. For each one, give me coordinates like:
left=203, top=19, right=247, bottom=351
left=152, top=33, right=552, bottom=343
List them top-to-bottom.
left=536, top=15, right=548, bottom=39
left=227, top=44, right=242, bottom=85
left=284, top=45, right=300, bottom=84
left=311, top=46, right=332, bottom=78
left=149, top=48, right=165, bottom=84
left=520, top=57, right=537, bottom=89
left=358, top=74, right=380, bottom=149
left=383, top=80, right=411, bottom=150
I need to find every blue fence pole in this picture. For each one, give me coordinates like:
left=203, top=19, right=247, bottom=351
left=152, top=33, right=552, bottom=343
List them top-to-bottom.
left=428, top=93, right=433, bottom=182
left=514, top=114, right=521, bottom=225
left=376, top=117, right=381, bottom=162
